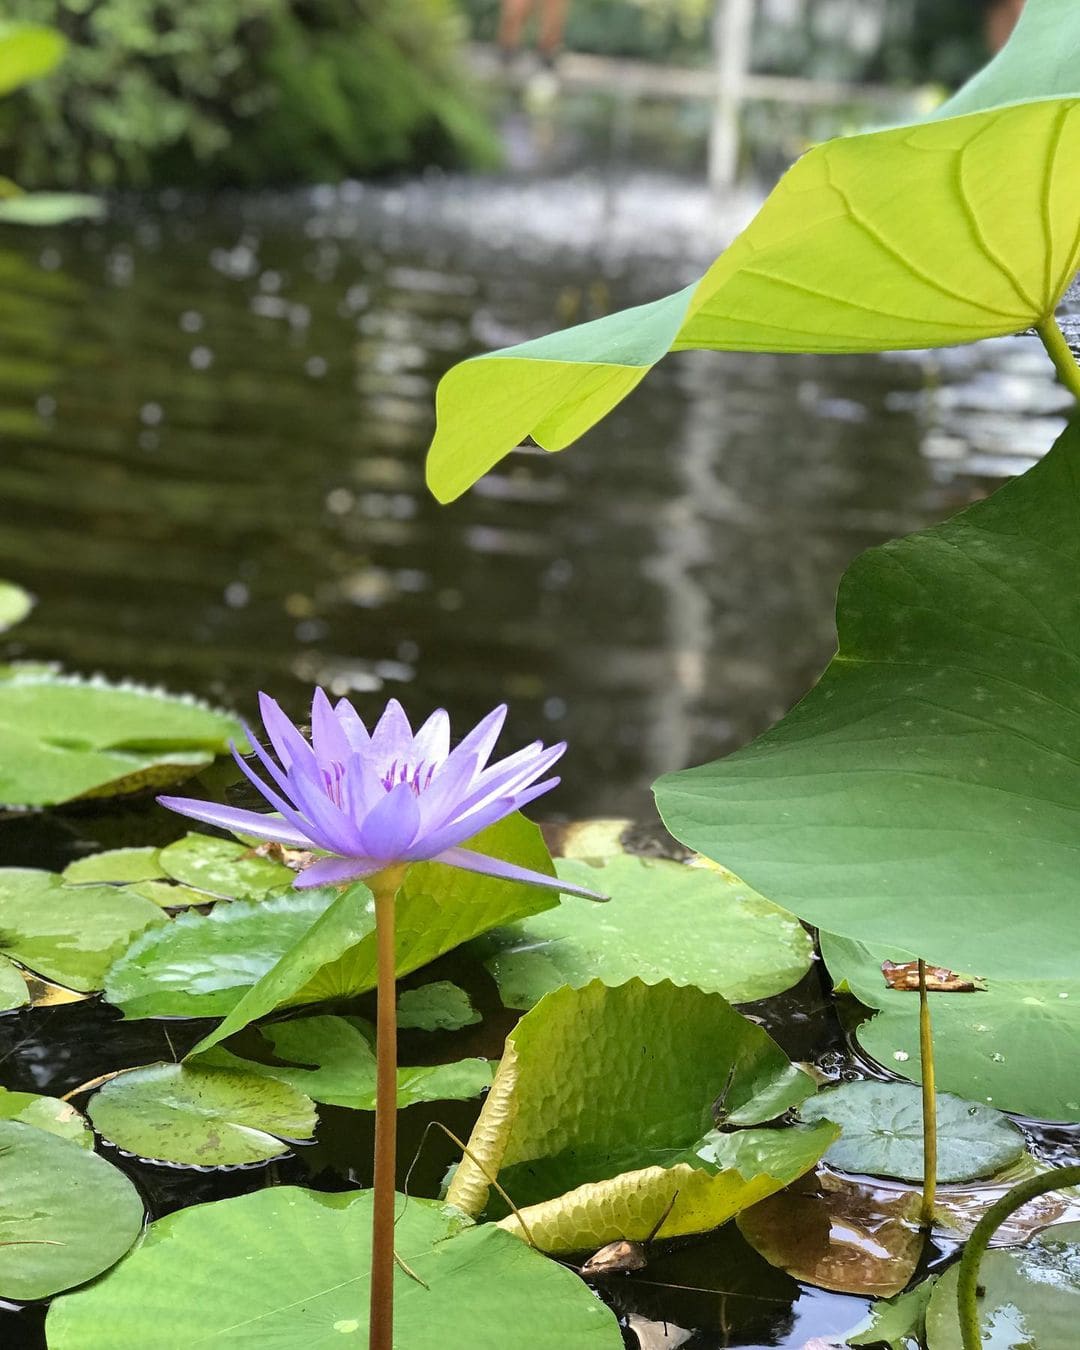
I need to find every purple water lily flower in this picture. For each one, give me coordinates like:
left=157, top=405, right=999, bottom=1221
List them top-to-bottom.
left=159, top=691, right=603, bottom=899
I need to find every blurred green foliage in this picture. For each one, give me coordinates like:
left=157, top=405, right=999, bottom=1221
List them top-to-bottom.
left=0, top=0, right=498, bottom=187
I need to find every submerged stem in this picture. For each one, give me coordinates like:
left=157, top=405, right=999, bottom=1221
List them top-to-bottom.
left=1036, top=315, right=1080, bottom=404
left=369, top=864, right=407, bottom=1350
left=917, top=957, right=937, bottom=1229
left=956, top=1164, right=1080, bottom=1350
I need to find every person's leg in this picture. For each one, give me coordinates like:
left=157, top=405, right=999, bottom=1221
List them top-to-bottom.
left=498, top=0, right=535, bottom=53
left=538, top=0, right=569, bottom=56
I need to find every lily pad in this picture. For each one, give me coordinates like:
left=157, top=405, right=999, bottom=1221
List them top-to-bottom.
left=657, top=420, right=1080, bottom=982
left=0, top=580, right=32, bottom=633
left=0, top=669, right=246, bottom=806
left=157, top=832, right=293, bottom=900
left=63, top=848, right=165, bottom=885
left=474, top=853, right=812, bottom=1009
left=0, top=868, right=165, bottom=992
left=122, top=879, right=213, bottom=910
left=103, top=888, right=338, bottom=1018
left=823, top=933, right=1080, bottom=1122
left=0, top=955, right=28, bottom=1011
left=447, top=978, right=815, bottom=1216
left=397, top=980, right=481, bottom=1031
left=198, top=1015, right=492, bottom=1109
left=87, top=1062, right=317, bottom=1166
left=799, top=1080, right=1025, bottom=1183
left=0, top=1089, right=92, bottom=1148
left=0, top=1119, right=143, bottom=1301
left=500, top=1123, right=837, bottom=1254
left=738, top=1170, right=923, bottom=1298
left=46, top=1186, right=624, bottom=1349
left=926, top=1220, right=1080, bottom=1349
left=848, top=1281, right=935, bottom=1349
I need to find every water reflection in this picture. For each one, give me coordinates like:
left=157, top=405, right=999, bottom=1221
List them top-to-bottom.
left=0, top=181, right=1072, bottom=820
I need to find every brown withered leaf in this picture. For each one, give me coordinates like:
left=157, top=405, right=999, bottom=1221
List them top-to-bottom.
left=246, top=842, right=316, bottom=871
left=881, top=960, right=985, bottom=993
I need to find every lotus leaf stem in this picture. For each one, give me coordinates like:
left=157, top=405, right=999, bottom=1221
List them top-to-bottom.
left=1036, top=315, right=1080, bottom=405
left=918, top=957, right=937, bottom=1229
left=956, top=1163, right=1080, bottom=1349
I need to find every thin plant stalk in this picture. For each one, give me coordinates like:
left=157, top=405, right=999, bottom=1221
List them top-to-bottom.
left=1036, top=315, right=1080, bottom=404
left=369, top=864, right=407, bottom=1350
left=917, top=957, right=937, bottom=1229
left=956, top=1164, right=1080, bottom=1349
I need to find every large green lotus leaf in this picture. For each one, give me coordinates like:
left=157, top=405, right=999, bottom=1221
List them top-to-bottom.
left=0, top=25, right=65, bottom=96
left=427, top=91, right=1080, bottom=499
left=657, top=421, right=1080, bottom=981
left=0, top=580, right=32, bottom=633
left=0, top=669, right=246, bottom=806
left=187, top=814, right=559, bottom=1055
left=157, top=831, right=294, bottom=900
left=63, top=847, right=165, bottom=885
left=474, top=853, right=812, bottom=1009
left=0, top=869, right=165, bottom=992
left=103, top=888, right=337, bottom=1018
left=823, top=934, right=1080, bottom=1122
left=0, top=954, right=28, bottom=1010
left=446, top=978, right=815, bottom=1215
left=397, top=979, right=481, bottom=1031
left=198, top=1015, right=492, bottom=1109
left=87, top=1062, right=317, bottom=1166
left=799, top=1080, right=1024, bottom=1183
left=0, top=1089, right=92, bottom=1148
left=0, top=1120, right=143, bottom=1301
left=500, top=1122, right=837, bottom=1254
left=739, top=1170, right=924, bottom=1298
left=45, top=1187, right=624, bottom=1349
left=926, top=1221, right=1080, bottom=1349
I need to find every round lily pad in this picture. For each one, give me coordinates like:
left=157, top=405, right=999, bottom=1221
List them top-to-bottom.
left=158, top=832, right=293, bottom=901
left=63, top=848, right=165, bottom=885
left=0, top=955, right=28, bottom=1011
left=397, top=980, right=481, bottom=1031
left=87, top=1062, right=317, bottom=1166
left=799, top=1079, right=1025, bottom=1183
left=0, top=1089, right=92, bottom=1147
left=0, top=1119, right=144, bottom=1300
left=45, top=1186, right=623, bottom=1348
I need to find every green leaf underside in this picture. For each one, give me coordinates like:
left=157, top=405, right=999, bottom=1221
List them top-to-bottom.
left=0, top=26, right=66, bottom=97
left=427, top=78, right=1080, bottom=499
left=658, top=421, right=1080, bottom=980
left=0, top=580, right=32, bottom=633
left=0, top=670, right=245, bottom=806
left=186, top=814, right=557, bottom=1055
left=157, top=832, right=293, bottom=900
left=63, top=848, right=165, bottom=886
left=475, top=854, right=812, bottom=1009
left=0, top=869, right=165, bottom=992
left=823, top=934, right=1080, bottom=1122
left=0, top=954, right=28, bottom=1010
left=447, top=978, right=815, bottom=1216
left=397, top=980, right=481, bottom=1031
left=197, top=1015, right=492, bottom=1109
left=87, top=1062, right=316, bottom=1166
left=799, top=1079, right=1024, bottom=1183
left=0, top=1089, right=92, bottom=1147
left=0, top=1120, right=143, bottom=1301
left=500, top=1123, right=837, bottom=1253
left=45, top=1187, right=624, bottom=1349
left=925, top=1221, right=1080, bottom=1349
left=847, top=1280, right=936, bottom=1349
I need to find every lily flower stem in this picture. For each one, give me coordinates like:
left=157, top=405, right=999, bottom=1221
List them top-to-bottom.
left=1036, top=315, right=1080, bottom=405
left=370, top=865, right=407, bottom=1350
left=918, top=957, right=937, bottom=1230
left=956, top=1164, right=1080, bottom=1349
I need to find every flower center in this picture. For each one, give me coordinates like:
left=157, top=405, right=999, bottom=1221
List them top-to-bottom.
left=380, top=759, right=436, bottom=796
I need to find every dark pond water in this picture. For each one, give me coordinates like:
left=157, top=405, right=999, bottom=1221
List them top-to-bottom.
left=0, top=168, right=1077, bottom=1348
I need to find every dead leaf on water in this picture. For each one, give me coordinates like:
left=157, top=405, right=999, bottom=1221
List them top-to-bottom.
left=881, top=960, right=984, bottom=993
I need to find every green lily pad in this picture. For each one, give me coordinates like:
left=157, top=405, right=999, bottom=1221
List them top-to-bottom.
left=657, top=420, right=1080, bottom=982
left=0, top=580, right=32, bottom=634
left=0, top=669, right=246, bottom=806
left=188, top=814, right=559, bottom=1055
left=157, top=832, right=293, bottom=900
left=63, top=848, right=165, bottom=885
left=474, top=853, right=812, bottom=1010
left=0, top=868, right=165, bottom=992
left=122, top=879, right=213, bottom=910
left=103, top=888, right=338, bottom=1018
left=823, top=933, right=1080, bottom=1122
left=0, top=955, right=28, bottom=1011
left=447, top=978, right=815, bottom=1216
left=397, top=980, right=481, bottom=1031
left=198, top=1015, right=492, bottom=1109
left=87, top=1062, right=317, bottom=1166
left=799, top=1080, right=1025, bottom=1183
left=0, top=1089, right=92, bottom=1148
left=0, top=1119, right=143, bottom=1300
left=501, top=1123, right=837, bottom=1254
left=738, top=1170, right=923, bottom=1298
left=46, top=1186, right=623, bottom=1349
left=926, top=1220, right=1080, bottom=1349
left=848, top=1280, right=936, bottom=1349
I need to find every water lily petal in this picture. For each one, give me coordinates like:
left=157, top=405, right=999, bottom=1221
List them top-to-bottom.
left=310, top=687, right=353, bottom=766
left=258, top=692, right=318, bottom=778
left=334, top=697, right=371, bottom=751
left=369, top=697, right=414, bottom=762
left=438, top=703, right=507, bottom=782
left=412, top=707, right=451, bottom=767
left=440, top=745, right=566, bottom=832
left=416, top=750, right=481, bottom=833
left=412, top=776, right=562, bottom=857
left=358, top=780, right=422, bottom=859
left=155, top=797, right=313, bottom=848
left=434, top=846, right=608, bottom=900
left=293, top=855, right=380, bottom=888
